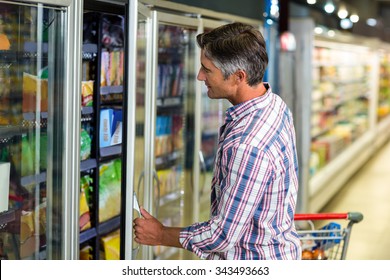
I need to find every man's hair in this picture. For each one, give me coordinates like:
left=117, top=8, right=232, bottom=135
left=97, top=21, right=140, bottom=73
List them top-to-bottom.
left=196, top=22, right=268, bottom=86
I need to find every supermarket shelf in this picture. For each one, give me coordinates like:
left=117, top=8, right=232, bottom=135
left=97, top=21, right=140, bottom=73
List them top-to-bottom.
left=24, top=41, right=48, bottom=53
left=82, top=43, right=98, bottom=54
left=0, top=50, right=17, bottom=63
left=100, top=85, right=123, bottom=95
left=156, top=96, right=182, bottom=107
left=82, top=106, right=94, bottom=115
left=23, top=112, right=48, bottom=121
left=374, top=115, right=390, bottom=149
left=0, top=125, right=29, bottom=139
left=309, top=130, right=375, bottom=212
left=100, top=144, right=122, bottom=157
left=155, top=150, right=180, bottom=168
left=80, top=158, right=97, bottom=172
left=21, top=172, right=47, bottom=187
left=159, top=190, right=182, bottom=207
left=0, top=209, right=17, bottom=226
left=99, top=216, right=121, bottom=236
left=79, top=217, right=121, bottom=246
left=79, top=227, right=97, bottom=244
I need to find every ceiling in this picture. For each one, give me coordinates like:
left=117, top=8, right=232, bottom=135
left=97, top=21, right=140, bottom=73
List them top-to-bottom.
left=168, top=0, right=390, bottom=42
left=291, top=0, right=390, bottom=42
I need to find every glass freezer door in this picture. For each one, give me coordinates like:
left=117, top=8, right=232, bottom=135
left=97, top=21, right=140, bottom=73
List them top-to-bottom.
left=0, top=1, right=75, bottom=259
left=129, top=7, right=149, bottom=260
left=147, top=12, right=199, bottom=260
left=195, top=21, right=231, bottom=228
left=198, top=92, right=230, bottom=222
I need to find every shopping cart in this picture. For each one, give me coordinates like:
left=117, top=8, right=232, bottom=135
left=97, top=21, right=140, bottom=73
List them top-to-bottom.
left=294, top=212, right=363, bottom=260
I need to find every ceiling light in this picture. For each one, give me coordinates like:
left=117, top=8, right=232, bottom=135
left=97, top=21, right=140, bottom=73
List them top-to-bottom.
left=307, top=0, right=316, bottom=4
left=324, top=2, right=335, bottom=14
left=337, top=7, right=348, bottom=19
left=350, top=14, right=359, bottom=23
left=340, top=18, right=353, bottom=29
left=366, top=18, right=377, bottom=27
left=314, top=27, right=324, bottom=34
left=327, top=30, right=336, bottom=37
left=328, top=30, right=336, bottom=37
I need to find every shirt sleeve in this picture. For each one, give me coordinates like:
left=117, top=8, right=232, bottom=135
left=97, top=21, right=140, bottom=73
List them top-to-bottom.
left=179, top=143, right=274, bottom=259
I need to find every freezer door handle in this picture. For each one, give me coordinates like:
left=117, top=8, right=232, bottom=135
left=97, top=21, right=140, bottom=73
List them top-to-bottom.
left=198, top=150, right=207, bottom=197
left=153, top=170, right=160, bottom=218
left=132, top=191, right=141, bottom=259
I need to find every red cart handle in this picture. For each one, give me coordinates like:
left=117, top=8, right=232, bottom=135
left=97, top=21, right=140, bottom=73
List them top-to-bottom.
left=294, top=212, right=363, bottom=223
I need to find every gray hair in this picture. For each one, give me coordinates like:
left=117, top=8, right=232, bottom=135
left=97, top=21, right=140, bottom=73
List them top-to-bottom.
left=196, top=22, right=268, bottom=86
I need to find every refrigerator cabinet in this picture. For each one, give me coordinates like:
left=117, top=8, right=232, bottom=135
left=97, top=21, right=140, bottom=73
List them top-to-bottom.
left=0, top=0, right=83, bottom=259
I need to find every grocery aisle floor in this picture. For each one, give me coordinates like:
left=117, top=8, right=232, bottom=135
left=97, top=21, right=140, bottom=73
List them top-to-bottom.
left=320, top=139, right=390, bottom=260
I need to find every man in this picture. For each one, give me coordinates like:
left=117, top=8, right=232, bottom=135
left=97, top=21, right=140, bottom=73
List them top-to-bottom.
left=133, top=22, right=301, bottom=260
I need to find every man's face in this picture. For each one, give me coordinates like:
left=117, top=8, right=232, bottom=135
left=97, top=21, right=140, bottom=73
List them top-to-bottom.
left=197, top=50, right=237, bottom=103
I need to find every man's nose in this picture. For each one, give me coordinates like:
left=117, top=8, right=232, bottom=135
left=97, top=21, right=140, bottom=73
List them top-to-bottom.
left=197, top=70, right=204, bottom=81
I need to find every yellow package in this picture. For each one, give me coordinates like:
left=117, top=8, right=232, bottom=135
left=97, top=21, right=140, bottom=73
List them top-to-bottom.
left=81, top=80, right=94, bottom=107
left=79, top=188, right=91, bottom=231
left=100, top=230, right=120, bottom=260
left=80, top=245, right=93, bottom=260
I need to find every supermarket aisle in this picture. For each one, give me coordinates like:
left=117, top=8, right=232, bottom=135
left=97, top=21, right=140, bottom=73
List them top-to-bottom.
left=320, top=139, right=390, bottom=260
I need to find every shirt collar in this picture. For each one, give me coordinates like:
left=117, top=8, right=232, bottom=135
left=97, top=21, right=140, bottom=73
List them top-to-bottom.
left=224, top=83, right=272, bottom=123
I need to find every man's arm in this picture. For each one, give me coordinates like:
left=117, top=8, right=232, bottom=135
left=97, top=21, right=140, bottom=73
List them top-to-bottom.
left=133, top=207, right=183, bottom=248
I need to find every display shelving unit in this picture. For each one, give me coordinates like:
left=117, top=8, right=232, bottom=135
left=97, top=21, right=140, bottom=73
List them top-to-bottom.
left=78, top=2, right=125, bottom=260
left=291, top=19, right=390, bottom=213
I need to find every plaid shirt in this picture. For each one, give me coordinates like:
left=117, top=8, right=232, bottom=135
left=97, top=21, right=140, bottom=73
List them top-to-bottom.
left=180, top=84, right=301, bottom=259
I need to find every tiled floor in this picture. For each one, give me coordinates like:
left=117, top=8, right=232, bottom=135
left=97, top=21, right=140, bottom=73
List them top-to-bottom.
left=320, top=139, right=390, bottom=260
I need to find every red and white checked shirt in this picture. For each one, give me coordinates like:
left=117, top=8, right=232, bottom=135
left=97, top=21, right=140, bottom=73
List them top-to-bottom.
left=180, top=83, right=301, bottom=259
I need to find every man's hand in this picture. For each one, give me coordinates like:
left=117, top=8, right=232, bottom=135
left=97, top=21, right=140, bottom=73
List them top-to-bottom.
left=133, top=207, right=183, bottom=248
left=133, top=207, right=164, bottom=246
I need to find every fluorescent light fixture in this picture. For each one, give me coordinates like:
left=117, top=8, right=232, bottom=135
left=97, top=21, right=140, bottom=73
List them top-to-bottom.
left=307, top=0, right=316, bottom=4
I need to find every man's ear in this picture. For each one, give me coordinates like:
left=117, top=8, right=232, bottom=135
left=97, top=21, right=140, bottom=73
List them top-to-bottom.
left=235, top=69, right=246, bottom=83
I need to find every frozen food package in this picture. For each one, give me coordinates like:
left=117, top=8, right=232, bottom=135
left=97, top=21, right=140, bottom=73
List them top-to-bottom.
left=101, top=15, right=124, bottom=49
left=0, top=33, right=11, bottom=50
left=100, top=51, right=109, bottom=87
left=0, top=67, right=11, bottom=125
left=22, top=72, right=48, bottom=112
left=81, top=80, right=94, bottom=107
left=99, top=108, right=113, bottom=148
left=80, top=128, right=92, bottom=160
left=99, top=159, right=121, bottom=222
left=79, top=186, right=91, bottom=231
left=100, top=229, right=120, bottom=260
left=80, top=245, right=93, bottom=260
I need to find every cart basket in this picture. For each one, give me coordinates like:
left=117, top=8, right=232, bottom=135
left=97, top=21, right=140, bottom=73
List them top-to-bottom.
left=294, top=212, right=363, bottom=260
